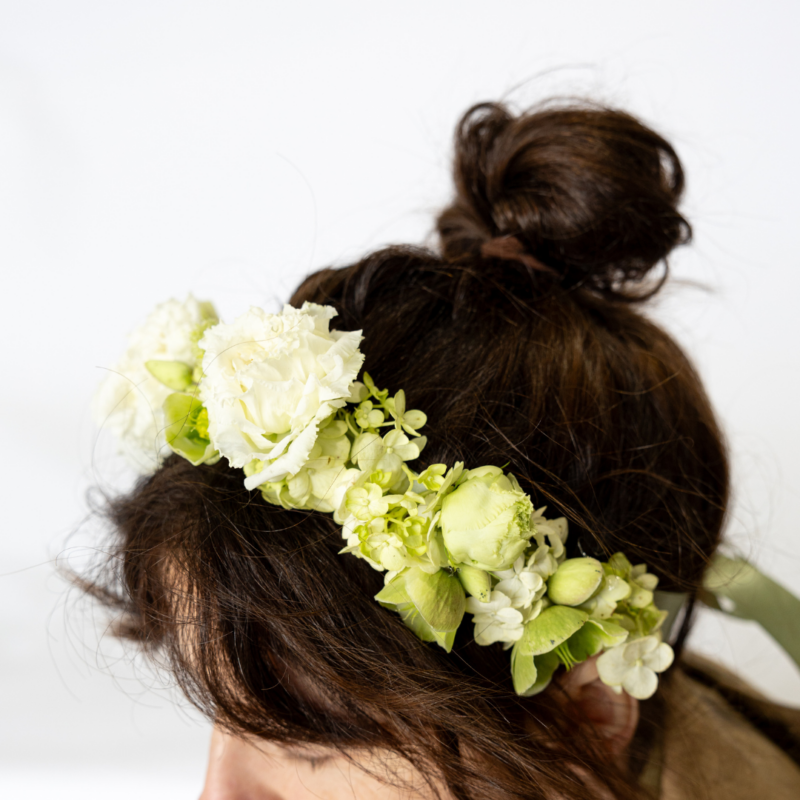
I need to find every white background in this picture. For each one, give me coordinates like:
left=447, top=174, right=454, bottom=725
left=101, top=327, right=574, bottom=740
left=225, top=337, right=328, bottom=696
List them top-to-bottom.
left=2, top=2, right=799, bottom=797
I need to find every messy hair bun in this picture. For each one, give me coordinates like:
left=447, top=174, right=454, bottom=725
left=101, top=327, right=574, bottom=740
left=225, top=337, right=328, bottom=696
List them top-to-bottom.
left=85, top=100, right=729, bottom=800
left=437, top=102, right=691, bottom=299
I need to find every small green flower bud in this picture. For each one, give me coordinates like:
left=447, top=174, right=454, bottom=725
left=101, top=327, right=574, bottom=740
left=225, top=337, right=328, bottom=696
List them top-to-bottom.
left=547, top=557, right=604, bottom=606
left=457, top=566, right=492, bottom=603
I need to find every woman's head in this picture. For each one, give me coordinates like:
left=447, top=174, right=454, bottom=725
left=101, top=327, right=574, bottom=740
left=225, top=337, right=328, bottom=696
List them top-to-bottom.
left=87, top=101, right=728, bottom=799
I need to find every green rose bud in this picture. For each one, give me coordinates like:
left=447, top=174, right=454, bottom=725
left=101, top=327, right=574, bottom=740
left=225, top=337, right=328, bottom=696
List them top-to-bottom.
left=440, top=468, right=534, bottom=571
left=547, top=557, right=604, bottom=606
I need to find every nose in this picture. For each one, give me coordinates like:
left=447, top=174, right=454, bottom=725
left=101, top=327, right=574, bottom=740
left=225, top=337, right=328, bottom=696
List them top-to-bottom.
left=199, top=726, right=283, bottom=800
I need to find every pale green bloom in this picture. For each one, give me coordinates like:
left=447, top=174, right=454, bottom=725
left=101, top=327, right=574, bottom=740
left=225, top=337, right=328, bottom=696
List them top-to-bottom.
left=384, top=389, right=427, bottom=436
left=354, top=400, right=385, bottom=430
left=351, top=429, right=427, bottom=480
left=414, top=462, right=463, bottom=514
left=440, top=468, right=533, bottom=571
left=346, top=482, right=391, bottom=521
left=526, top=543, right=561, bottom=581
left=602, top=552, right=663, bottom=611
left=629, top=563, right=659, bottom=608
left=579, top=574, right=631, bottom=619
left=596, top=635, right=674, bottom=699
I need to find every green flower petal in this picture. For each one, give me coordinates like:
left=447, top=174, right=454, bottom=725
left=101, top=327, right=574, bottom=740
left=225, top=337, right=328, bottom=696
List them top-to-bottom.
left=163, top=392, right=217, bottom=465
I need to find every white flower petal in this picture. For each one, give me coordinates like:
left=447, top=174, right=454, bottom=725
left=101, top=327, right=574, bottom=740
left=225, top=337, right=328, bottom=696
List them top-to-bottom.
left=200, top=303, right=364, bottom=484
left=623, top=635, right=659, bottom=662
left=642, top=643, right=674, bottom=673
left=596, top=645, right=631, bottom=685
left=622, top=665, right=659, bottom=700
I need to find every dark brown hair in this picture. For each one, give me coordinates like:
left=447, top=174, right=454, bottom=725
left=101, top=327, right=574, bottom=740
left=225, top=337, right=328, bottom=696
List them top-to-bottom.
left=84, top=101, right=728, bottom=799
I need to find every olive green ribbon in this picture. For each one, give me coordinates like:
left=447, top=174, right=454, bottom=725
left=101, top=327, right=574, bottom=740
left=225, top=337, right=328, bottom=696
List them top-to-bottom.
left=699, top=553, right=800, bottom=671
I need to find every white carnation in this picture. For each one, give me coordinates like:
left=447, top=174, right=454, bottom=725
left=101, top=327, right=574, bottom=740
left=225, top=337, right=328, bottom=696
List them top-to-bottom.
left=93, top=295, right=215, bottom=473
left=199, top=302, right=364, bottom=489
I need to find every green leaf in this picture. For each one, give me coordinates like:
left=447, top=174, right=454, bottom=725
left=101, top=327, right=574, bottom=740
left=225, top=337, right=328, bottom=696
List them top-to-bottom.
left=146, top=360, right=194, bottom=391
left=162, top=392, right=217, bottom=465
left=702, top=554, right=800, bottom=671
left=405, top=568, right=466, bottom=632
left=375, top=573, right=458, bottom=653
left=375, top=575, right=411, bottom=607
left=517, top=605, right=588, bottom=657
left=568, top=619, right=629, bottom=662
left=432, top=629, right=457, bottom=651
left=511, top=641, right=538, bottom=695
left=522, top=651, right=560, bottom=696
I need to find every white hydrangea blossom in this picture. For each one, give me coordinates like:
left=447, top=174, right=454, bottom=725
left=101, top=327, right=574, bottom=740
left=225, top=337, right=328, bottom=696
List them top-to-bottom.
left=93, top=295, right=214, bottom=473
left=199, top=302, right=364, bottom=489
left=465, top=549, right=554, bottom=646
left=493, top=554, right=547, bottom=608
left=466, top=589, right=543, bottom=646
left=596, top=635, right=674, bottom=699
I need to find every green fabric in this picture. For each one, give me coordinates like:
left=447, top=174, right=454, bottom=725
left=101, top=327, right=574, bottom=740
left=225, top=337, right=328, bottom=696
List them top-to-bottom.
left=702, top=553, right=800, bottom=671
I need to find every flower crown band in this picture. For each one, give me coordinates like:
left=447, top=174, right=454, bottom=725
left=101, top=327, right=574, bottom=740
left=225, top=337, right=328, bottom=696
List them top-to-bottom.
left=95, top=297, right=675, bottom=700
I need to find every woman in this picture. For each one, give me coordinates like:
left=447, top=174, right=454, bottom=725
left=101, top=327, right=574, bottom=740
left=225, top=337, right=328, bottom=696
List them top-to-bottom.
left=88, top=101, right=800, bottom=799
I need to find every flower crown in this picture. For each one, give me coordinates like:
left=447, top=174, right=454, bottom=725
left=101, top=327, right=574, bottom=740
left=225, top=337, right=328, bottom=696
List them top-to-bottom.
left=95, top=297, right=675, bottom=700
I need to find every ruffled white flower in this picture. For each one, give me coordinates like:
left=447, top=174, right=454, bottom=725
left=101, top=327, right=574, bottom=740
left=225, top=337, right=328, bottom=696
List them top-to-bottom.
left=93, top=295, right=216, bottom=473
left=198, top=302, right=364, bottom=489
left=466, top=590, right=543, bottom=646
left=596, top=635, right=674, bottom=699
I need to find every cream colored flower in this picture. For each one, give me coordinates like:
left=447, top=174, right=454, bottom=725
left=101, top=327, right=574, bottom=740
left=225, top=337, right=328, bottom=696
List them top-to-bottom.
left=93, top=295, right=216, bottom=473
left=198, top=302, right=364, bottom=489
left=493, top=555, right=546, bottom=608
left=466, top=590, right=543, bottom=646
left=596, top=635, right=674, bottom=699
